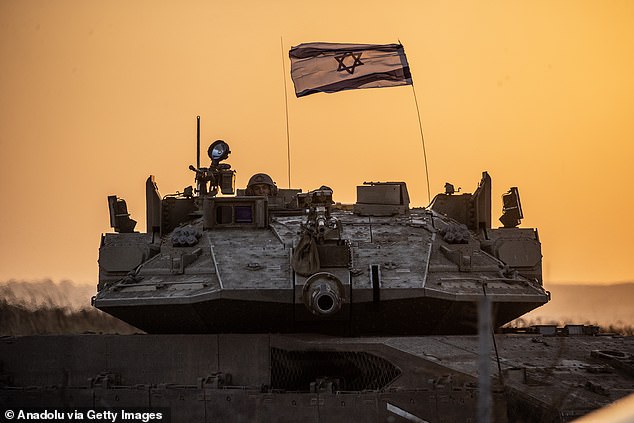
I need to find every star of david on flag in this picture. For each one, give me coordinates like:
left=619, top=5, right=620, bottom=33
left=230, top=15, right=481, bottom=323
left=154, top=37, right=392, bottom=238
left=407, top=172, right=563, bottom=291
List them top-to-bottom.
left=289, top=42, right=412, bottom=97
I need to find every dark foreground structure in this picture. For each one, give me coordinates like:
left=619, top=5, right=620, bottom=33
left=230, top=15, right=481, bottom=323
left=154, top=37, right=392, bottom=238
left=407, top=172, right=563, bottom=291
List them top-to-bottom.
left=3, top=133, right=632, bottom=421
left=2, top=332, right=633, bottom=422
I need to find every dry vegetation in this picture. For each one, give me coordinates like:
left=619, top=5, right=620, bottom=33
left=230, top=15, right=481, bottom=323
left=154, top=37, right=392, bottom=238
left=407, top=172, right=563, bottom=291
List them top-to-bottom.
left=0, top=279, right=138, bottom=335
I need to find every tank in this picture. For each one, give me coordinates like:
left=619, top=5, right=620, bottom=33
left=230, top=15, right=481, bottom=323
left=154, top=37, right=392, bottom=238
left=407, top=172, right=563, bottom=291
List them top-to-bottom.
left=2, top=124, right=633, bottom=423
left=94, top=138, right=548, bottom=336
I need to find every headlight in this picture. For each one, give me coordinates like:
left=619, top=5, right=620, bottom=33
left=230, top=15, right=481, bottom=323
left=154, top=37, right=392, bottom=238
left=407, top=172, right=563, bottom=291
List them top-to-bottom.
left=208, top=140, right=231, bottom=163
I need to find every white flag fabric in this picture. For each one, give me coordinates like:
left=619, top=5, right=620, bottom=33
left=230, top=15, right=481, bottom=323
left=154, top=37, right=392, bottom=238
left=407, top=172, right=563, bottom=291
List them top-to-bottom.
left=289, top=42, right=412, bottom=97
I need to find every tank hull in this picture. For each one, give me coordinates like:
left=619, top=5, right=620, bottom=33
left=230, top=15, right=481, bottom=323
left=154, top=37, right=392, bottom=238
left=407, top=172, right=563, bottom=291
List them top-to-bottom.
left=97, top=297, right=546, bottom=335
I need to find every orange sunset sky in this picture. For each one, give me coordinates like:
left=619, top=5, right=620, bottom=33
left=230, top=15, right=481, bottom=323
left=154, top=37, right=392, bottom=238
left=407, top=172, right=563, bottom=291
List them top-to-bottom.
left=1, top=1, right=633, bottom=286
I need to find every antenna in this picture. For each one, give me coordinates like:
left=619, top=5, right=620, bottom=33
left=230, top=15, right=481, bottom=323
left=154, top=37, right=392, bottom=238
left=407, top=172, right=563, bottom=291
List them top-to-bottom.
left=280, top=36, right=292, bottom=188
left=411, top=84, right=431, bottom=204
left=196, top=115, right=201, bottom=169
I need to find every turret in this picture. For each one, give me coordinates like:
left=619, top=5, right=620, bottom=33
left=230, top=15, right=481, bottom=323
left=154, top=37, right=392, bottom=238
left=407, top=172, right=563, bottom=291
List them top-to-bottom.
left=97, top=119, right=547, bottom=335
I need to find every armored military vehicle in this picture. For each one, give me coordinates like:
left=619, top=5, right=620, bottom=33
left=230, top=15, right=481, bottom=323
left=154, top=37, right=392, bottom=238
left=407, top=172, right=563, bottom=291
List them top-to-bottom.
left=3, top=123, right=633, bottom=423
left=94, top=136, right=547, bottom=336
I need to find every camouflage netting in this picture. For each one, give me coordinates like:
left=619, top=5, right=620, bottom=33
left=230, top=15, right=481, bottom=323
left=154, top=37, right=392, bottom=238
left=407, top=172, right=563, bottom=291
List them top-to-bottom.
left=291, top=233, right=320, bottom=276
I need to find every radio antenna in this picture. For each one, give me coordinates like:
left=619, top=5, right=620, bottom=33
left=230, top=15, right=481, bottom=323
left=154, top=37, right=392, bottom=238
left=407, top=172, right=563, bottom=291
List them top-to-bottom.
left=280, top=36, right=292, bottom=188
left=196, top=115, right=201, bottom=169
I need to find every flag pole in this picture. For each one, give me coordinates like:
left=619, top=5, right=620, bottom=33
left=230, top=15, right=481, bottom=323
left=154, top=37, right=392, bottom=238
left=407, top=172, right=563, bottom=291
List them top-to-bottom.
left=280, top=36, right=292, bottom=188
left=410, top=83, right=431, bottom=204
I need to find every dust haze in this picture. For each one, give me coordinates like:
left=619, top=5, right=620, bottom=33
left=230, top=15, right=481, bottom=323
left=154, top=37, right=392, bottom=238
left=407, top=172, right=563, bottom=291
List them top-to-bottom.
left=517, top=283, right=634, bottom=331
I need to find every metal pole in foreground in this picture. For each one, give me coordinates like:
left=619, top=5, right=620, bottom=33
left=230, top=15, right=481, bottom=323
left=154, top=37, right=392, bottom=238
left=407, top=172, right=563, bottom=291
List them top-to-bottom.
left=478, top=292, right=492, bottom=423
